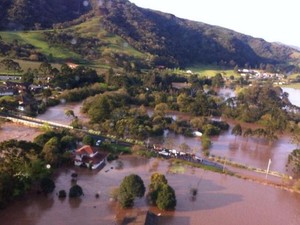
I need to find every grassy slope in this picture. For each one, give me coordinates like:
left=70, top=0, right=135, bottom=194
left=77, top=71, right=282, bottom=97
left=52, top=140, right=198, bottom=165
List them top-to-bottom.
left=0, top=16, right=147, bottom=74
left=72, top=17, right=144, bottom=58
left=0, top=31, right=81, bottom=61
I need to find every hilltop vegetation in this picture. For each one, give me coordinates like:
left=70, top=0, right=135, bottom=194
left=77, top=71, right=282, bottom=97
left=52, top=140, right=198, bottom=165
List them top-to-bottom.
left=0, top=0, right=91, bottom=30
left=1, top=0, right=300, bottom=71
left=98, top=0, right=300, bottom=69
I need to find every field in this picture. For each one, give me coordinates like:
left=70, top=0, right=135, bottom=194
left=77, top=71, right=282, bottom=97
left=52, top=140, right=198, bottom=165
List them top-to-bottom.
left=187, top=64, right=238, bottom=78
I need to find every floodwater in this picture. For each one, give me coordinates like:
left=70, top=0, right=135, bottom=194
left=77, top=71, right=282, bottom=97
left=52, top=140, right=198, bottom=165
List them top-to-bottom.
left=282, top=87, right=300, bottom=107
left=1, top=88, right=300, bottom=224
left=40, top=93, right=298, bottom=173
left=0, top=122, right=41, bottom=142
left=1, top=155, right=300, bottom=225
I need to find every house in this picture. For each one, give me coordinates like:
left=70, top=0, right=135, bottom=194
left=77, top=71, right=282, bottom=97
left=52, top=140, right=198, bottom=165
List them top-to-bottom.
left=66, top=62, right=79, bottom=69
left=74, top=145, right=107, bottom=170
left=121, top=211, right=159, bottom=225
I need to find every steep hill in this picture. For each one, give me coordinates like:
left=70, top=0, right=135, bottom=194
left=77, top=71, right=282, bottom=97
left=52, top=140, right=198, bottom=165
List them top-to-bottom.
left=1, top=0, right=300, bottom=70
left=95, top=0, right=300, bottom=68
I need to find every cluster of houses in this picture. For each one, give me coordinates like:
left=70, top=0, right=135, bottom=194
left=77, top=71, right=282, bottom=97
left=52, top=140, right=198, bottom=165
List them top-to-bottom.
left=238, top=69, right=286, bottom=83
left=0, top=81, right=40, bottom=111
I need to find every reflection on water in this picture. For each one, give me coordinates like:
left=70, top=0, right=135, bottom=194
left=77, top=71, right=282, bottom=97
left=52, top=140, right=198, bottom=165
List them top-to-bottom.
left=1, top=156, right=300, bottom=225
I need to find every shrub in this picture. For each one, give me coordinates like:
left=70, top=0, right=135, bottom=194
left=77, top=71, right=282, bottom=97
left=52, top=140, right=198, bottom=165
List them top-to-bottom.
left=40, top=178, right=55, bottom=194
left=69, top=185, right=84, bottom=198
left=58, top=190, right=67, bottom=198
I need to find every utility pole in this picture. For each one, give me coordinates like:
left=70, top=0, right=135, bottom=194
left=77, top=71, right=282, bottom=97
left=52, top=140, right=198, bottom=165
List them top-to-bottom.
left=265, top=159, right=272, bottom=179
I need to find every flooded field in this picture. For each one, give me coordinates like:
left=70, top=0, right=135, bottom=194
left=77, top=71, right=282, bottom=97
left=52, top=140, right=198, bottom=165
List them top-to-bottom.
left=0, top=122, right=41, bottom=142
left=1, top=155, right=300, bottom=225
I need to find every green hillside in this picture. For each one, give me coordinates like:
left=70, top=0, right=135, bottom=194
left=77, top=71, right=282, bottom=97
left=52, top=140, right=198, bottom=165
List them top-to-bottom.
left=0, top=16, right=147, bottom=73
left=0, top=31, right=82, bottom=61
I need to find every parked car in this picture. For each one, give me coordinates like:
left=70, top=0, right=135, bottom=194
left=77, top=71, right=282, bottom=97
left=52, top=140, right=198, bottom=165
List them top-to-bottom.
left=95, top=140, right=102, bottom=146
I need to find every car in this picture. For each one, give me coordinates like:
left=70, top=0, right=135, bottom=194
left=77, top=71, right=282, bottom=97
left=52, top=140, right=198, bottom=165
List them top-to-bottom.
left=95, top=140, right=102, bottom=146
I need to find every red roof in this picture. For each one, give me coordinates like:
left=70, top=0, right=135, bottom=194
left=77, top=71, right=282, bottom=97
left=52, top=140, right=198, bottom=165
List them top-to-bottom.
left=75, top=145, right=94, bottom=155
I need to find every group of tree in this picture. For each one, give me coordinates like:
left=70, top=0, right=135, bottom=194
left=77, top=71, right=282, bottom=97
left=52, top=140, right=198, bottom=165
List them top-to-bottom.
left=44, top=31, right=102, bottom=60
left=0, top=37, right=44, bottom=61
left=0, top=59, right=21, bottom=73
left=80, top=71, right=232, bottom=141
left=222, top=83, right=297, bottom=142
left=0, top=127, right=89, bottom=208
left=33, top=130, right=77, bottom=166
left=0, top=139, right=53, bottom=208
left=117, top=173, right=176, bottom=210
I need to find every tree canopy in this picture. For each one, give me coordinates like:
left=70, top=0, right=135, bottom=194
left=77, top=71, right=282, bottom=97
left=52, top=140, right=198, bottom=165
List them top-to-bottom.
left=118, top=174, right=145, bottom=208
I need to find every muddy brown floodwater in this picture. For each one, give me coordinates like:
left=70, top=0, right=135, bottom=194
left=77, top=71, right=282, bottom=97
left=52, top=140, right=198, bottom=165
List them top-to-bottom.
left=1, top=87, right=299, bottom=225
left=38, top=100, right=297, bottom=173
left=0, top=122, right=41, bottom=142
left=1, top=155, right=300, bottom=225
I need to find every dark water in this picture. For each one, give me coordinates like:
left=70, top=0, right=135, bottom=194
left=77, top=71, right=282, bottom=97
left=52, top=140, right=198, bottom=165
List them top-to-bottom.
left=1, top=156, right=300, bottom=225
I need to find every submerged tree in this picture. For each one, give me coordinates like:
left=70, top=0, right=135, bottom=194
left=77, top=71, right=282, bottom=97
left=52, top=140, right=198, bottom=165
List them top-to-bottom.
left=231, top=124, right=242, bottom=140
left=287, top=149, right=300, bottom=174
left=147, top=173, right=176, bottom=210
left=118, top=174, right=145, bottom=208
left=69, top=184, right=84, bottom=198
left=156, top=184, right=177, bottom=210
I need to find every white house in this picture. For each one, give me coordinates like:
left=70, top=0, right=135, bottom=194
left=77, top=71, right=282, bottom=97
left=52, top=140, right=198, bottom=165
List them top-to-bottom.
left=74, top=145, right=107, bottom=170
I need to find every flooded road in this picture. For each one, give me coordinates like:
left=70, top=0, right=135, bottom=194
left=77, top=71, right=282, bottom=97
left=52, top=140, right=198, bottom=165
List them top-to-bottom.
left=1, top=155, right=300, bottom=225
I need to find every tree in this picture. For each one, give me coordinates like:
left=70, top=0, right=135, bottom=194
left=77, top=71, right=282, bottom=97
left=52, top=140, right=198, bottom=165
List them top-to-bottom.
left=0, top=59, right=21, bottom=73
left=39, top=62, right=52, bottom=77
left=22, top=69, right=35, bottom=83
left=211, top=73, right=224, bottom=88
left=88, top=95, right=111, bottom=122
left=64, top=109, right=75, bottom=118
left=231, top=124, right=242, bottom=140
left=291, top=125, right=300, bottom=148
left=243, top=128, right=253, bottom=141
left=201, top=134, right=212, bottom=151
left=82, top=135, right=93, bottom=146
left=41, top=137, right=60, bottom=165
left=179, top=142, right=191, bottom=153
left=287, top=149, right=300, bottom=174
left=147, top=173, right=168, bottom=205
left=147, top=173, right=176, bottom=210
left=118, top=174, right=145, bottom=208
left=40, top=177, right=55, bottom=194
left=69, top=184, right=84, bottom=198
left=156, top=184, right=177, bottom=210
